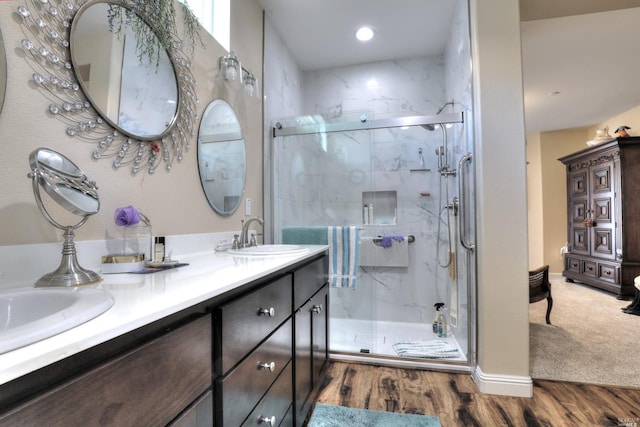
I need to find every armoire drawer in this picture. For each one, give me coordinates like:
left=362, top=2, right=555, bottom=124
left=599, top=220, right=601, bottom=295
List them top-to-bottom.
left=566, top=256, right=580, bottom=273
left=582, top=260, right=596, bottom=277
left=598, top=263, right=618, bottom=284
left=216, top=274, right=292, bottom=373
left=218, top=318, right=292, bottom=427
left=242, top=361, right=293, bottom=427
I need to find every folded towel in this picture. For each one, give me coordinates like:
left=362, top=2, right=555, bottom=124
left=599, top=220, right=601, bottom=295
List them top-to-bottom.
left=282, top=226, right=329, bottom=245
left=328, top=226, right=360, bottom=288
left=392, top=340, right=461, bottom=359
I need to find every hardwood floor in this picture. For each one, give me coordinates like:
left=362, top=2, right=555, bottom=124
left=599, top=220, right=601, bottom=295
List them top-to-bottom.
left=315, top=361, right=640, bottom=426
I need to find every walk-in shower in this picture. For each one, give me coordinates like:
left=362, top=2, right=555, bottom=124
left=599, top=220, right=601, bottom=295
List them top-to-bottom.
left=262, top=0, right=475, bottom=371
left=269, top=110, right=476, bottom=372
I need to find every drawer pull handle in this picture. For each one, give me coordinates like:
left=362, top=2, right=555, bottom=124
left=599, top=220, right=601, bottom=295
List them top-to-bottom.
left=604, top=270, right=611, bottom=275
left=312, top=304, right=323, bottom=314
left=258, top=307, right=275, bottom=317
left=258, top=361, right=276, bottom=372
left=259, top=415, right=276, bottom=425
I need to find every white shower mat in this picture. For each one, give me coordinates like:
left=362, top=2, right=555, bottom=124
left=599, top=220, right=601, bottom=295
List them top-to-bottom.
left=392, top=339, right=461, bottom=359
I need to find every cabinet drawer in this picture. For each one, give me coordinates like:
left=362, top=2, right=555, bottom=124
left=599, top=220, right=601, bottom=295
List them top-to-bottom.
left=293, top=256, right=328, bottom=309
left=565, top=256, right=580, bottom=273
left=582, top=260, right=596, bottom=277
left=598, top=263, right=618, bottom=284
left=217, top=274, right=292, bottom=373
left=1, top=315, right=212, bottom=426
left=219, top=318, right=292, bottom=427
left=242, top=362, right=293, bottom=427
left=169, top=391, right=213, bottom=427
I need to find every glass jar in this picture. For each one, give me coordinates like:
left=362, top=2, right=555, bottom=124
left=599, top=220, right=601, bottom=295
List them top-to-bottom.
left=122, top=225, right=153, bottom=262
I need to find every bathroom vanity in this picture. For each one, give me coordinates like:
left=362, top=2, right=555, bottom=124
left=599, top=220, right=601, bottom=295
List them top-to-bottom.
left=0, top=246, right=328, bottom=426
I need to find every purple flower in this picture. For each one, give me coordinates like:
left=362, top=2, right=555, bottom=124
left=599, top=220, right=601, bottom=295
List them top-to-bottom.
left=114, top=205, right=140, bottom=226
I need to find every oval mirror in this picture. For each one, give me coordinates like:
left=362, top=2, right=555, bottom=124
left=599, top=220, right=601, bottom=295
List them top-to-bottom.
left=70, top=1, right=178, bottom=140
left=0, top=28, right=7, bottom=113
left=198, top=100, right=246, bottom=216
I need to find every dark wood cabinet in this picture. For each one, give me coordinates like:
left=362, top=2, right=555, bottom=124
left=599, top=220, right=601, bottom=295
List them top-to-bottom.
left=559, top=137, right=640, bottom=298
left=0, top=252, right=329, bottom=427
left=213, top=253, right=329, bottom=427
left=293, top=257, right=329, bottom=427
left=214, top=274, right=294, bottom=426
left=0, top=315, right=212, bottom=426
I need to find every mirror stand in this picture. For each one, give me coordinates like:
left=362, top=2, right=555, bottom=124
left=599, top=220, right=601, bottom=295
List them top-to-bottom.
left=28, top=148, right=102, bottom=287
left=36, top=226, right=102, bottom=287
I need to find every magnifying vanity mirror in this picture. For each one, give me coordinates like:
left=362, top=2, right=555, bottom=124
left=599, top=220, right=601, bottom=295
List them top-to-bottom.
left=70, top=2, right=178, bottom=140
left=0, top=28, right=7, bottom=113
left=198, top=100, right=246, bottom=216
left=28, top=148, right=102, bottom=287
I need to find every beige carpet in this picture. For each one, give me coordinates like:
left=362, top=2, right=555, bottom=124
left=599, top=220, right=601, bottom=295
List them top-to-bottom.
left=529, top=273, right=640, bottom=388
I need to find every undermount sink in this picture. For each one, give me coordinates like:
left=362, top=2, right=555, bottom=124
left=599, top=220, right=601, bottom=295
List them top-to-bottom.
left=227, top=244, right=310, bottom=256
left=0, top=287, right=114, bottom=355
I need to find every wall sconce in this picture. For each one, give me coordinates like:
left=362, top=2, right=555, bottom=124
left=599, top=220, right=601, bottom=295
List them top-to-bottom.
left=217, top=51, right=260, bottom=104
left=218, top=51, right=243, bottom=89
left=243, top=69, right=260, bottom=103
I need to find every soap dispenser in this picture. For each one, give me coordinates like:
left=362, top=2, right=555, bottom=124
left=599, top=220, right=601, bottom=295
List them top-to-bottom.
left=432, top=302, right=444, bottom=334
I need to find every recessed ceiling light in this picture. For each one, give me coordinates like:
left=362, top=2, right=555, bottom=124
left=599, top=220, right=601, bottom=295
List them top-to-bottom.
left=356, top=26, right=375, bottom=42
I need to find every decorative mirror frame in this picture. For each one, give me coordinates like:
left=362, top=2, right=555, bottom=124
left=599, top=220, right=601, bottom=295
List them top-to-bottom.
left=16, top=0, right=199, bottom=174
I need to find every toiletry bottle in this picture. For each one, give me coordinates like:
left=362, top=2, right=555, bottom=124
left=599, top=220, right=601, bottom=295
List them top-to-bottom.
left=368, top=203, right=374, bottom=225
left=363, top=204, right=370, bottom=225
left=154, top=236, right=165, bottom=263
left=433, top=303, right=444, bottom=334
left=437, top=304, right=448, bottom=337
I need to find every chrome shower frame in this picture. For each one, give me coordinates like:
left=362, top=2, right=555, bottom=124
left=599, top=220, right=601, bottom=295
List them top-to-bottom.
left=272, top=112, right=464, bottom=137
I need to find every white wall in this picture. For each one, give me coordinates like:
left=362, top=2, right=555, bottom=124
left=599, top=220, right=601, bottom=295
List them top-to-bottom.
left=470, top=0, right=531, bottom=396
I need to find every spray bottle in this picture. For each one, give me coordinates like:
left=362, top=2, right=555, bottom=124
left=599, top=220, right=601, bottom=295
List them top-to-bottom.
left=433, top=303, right=445, bottom=334
left=437, top=304, right=448, bottom=338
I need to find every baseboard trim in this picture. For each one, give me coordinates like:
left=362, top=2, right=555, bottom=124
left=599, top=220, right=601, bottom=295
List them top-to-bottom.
left=472, top=366, right=533, bottom=397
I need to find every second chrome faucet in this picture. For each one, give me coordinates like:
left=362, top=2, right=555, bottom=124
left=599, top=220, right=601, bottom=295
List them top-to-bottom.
left=237, top=217, right=264, bottom=248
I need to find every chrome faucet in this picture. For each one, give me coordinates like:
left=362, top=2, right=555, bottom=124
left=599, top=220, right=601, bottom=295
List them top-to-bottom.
left=240, top=217, right=264, bottom=248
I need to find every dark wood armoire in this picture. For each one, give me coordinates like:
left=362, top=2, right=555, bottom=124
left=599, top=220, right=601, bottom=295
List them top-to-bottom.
left=559, top=136, right=640, bottom=299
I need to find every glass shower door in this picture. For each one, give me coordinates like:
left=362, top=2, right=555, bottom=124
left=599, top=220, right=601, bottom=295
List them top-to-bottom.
left=271, top=112, right=473, bottom=370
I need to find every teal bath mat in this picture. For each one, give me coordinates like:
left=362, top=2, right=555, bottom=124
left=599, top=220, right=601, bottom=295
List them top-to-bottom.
left=307, top=403, right=441, bottom=427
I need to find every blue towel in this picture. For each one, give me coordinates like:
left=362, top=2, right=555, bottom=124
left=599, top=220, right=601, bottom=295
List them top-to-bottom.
left=328, top=226, right=360, bottom=288
left=282, top=227, right=329, bottom=245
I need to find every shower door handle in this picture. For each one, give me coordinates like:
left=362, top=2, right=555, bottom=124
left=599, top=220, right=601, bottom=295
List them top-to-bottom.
left=458, top=154, right=475, bottom=252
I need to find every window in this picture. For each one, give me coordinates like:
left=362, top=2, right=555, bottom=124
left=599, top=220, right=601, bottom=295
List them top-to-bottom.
left=181, top=0, right=230, bottom=52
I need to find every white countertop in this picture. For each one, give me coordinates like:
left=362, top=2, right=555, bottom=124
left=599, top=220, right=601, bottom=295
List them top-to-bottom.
left=0, top=245, right=327, bottom=386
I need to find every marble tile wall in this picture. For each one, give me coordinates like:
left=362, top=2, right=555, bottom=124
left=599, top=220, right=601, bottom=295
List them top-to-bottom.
left=263, top=17, right=304, bottom=242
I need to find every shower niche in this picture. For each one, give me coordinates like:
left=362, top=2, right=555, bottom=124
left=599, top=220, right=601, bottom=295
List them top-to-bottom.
left=362, top=191, right=397, bottom=226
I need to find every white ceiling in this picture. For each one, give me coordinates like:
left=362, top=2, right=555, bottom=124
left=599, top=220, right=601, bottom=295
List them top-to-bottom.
left=258, top=0, right=640, bottom=134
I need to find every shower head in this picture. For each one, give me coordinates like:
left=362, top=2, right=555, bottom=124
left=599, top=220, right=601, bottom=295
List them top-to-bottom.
left=420, top=100, right=455, bottom=131
left=434, top=100, right=455, bottom=115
